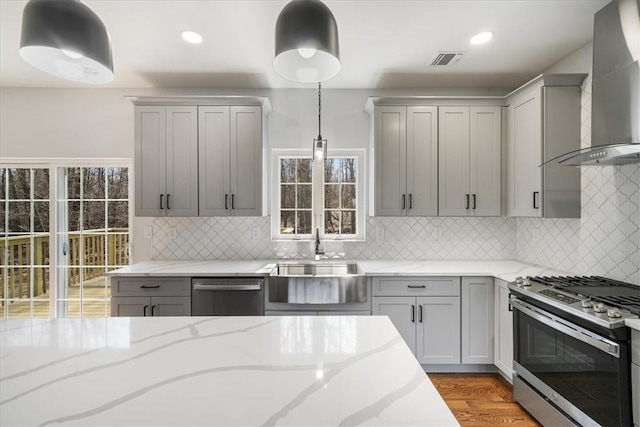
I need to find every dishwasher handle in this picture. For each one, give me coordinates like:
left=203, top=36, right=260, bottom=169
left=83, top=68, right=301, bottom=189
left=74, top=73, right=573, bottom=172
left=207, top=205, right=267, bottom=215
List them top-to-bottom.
left=192, top=278, right=264, bottom=292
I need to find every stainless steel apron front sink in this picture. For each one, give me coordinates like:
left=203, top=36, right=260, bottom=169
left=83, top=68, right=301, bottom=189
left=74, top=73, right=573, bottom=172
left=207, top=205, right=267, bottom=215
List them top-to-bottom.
left=269, top=262, right=367, bottom=304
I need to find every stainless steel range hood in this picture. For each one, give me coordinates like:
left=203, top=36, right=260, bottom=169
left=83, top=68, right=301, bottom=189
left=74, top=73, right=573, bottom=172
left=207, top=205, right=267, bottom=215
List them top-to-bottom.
left=547, top=0, right=640, bottom=166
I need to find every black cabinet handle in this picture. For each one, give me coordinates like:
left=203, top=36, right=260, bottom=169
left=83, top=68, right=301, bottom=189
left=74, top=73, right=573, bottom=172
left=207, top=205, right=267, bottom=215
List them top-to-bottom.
left=533, top=191, right=539, bottom=209
left=160, top=194, right=164, bottom=209
left=167, top=194, right=171, bottom=209
left=225, top=194, right=229, bottom=210
left=231, top=194, right=235, bottom=210
left=402, top=194, right=406, bottom=210
left=409, top=194, right=413, bottom=209
left=465, top=194, right=470, bottom=210
left=473, top=194, right=477, bottom=210
left=140, top=285, right=160, bottom=289
left=408, top=285, right=426, bottom=289
left=508, top=293, right=513, bottom=312
left=411, top=304, right=415, bottom=323
left=143, top=305, right=148, bottom=316
left=151, top=305, right=156, bottom=316
left=419, top=305, right=423, bottom=323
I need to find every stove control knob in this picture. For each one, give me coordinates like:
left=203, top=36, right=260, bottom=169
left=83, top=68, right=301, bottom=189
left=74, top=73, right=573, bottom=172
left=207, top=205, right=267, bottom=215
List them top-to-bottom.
left=514, top=277, right=523, bottom=286
left=522, top=278, right=531, bottom=287
left=581, top=299, right=594, bottom=309
left=593, top=303, right=608, bottom=313
left=607, top=308, right=622, bottom=318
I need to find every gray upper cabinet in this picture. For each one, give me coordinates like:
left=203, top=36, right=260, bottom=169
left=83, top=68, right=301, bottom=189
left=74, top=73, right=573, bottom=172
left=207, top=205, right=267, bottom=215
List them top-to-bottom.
left=506, top=74, right=585, bottom=218
left=135, top=106, right=199, bottom=217
left=199, top=106, right=262, bottom=217
left=374, top=106, right=438, bottom=216
left=439, top=106, right=501, bottom=217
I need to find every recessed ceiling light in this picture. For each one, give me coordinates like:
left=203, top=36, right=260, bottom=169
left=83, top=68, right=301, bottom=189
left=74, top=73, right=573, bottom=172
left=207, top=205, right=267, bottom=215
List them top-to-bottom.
left=181, top=30, right=203, bottom=44
left=470, top=32, right=494, bottom=45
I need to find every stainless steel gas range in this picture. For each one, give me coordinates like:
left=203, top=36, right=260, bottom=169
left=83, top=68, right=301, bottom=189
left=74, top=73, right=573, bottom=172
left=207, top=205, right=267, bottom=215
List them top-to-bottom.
left=508, top=276, right=639, bottom=427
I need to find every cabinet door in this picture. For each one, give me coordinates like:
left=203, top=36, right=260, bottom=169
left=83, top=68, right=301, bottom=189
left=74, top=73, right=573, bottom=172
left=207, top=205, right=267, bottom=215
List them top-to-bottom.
left=507, top=88, right=542, bottom=217
left=135, top=106, right=166, bottom=217
left=165, top=106, right=199, bottom=216
left=199, top=106, right=231, bottom=216
left=230, top=106, right=262, bottom=216
left=375, top=106, right=407, bottom=216
left=406, top=106, right=438, bottom=216
left=438, top=107, right=470, bottom=216
left=470, top=107, right=501, bottom=217
left=461, top=277, right=494, bottom=364
left=494, top=279, right=514, bottom=380
left=150, top=296, right=191, bottom=316
left=372, top=296, right=416, bottom=354
left=416, top=296, right=461, bottom=364
left=111, top=297, right=150, bottom=317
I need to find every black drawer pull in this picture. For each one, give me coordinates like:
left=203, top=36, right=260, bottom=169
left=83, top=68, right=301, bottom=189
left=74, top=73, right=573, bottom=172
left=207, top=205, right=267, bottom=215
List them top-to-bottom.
left=533, top=191, right=539, bottom=209
left=160, top=194, right=164, bottom=209
left=167, top=194, right=171, bottom=210
left=225, top=194, right=228, bottom=210
left=231, top=194, right=235, bottom=210
left=402, top=194, right=406, bottom=210
left=409, top=194, right=413, bottom=209
left=465, top=194, right=470, bottom=210
left=473, top=194, right=477, bottom=210
left=140, top=285, right=160, bottom=289
left=408, top=285, right=426, bottom=289
left=143, top=305, right=148, bottom=316
left=151, top=305, right=156, bottom=316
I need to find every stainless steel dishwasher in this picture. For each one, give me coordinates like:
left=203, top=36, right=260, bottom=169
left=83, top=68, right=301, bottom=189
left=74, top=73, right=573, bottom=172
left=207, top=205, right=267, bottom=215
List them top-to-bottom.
left=191, top=278, right=264, bottom=316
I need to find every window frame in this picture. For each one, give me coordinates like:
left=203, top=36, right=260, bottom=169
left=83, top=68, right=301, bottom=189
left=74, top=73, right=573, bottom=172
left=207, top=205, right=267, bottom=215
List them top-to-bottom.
left=271, top=149, right=366, bottom=241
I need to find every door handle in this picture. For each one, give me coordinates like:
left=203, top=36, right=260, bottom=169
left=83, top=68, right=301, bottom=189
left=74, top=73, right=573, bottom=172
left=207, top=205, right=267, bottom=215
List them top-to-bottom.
left=533, top=191, right=539, bottom=209
left=160, top=194, right=164, bottom=209
left=167, top=194, right=171, bottom=210
left=225, top=194, right=229, bottom=210
left=231, top=194, right=235, bottom=210
left=402, top=194, right=406, bottom=210
left=409, top=194, right=413, bottom=209
left=465, top=194, right=470, bottom=210
left=473, top=194, right=477, bottom=210
left=411, top=304, right=415, bottom=323
left=143, top=305, right=148, bottom=316
left=151, top=305, right=156, bottom=316
left=419, top=305, right=423, bottom=323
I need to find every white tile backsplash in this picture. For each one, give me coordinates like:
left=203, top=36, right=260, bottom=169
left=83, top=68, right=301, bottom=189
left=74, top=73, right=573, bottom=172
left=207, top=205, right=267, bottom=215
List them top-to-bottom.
left=151, top=75, right=639, bottom=284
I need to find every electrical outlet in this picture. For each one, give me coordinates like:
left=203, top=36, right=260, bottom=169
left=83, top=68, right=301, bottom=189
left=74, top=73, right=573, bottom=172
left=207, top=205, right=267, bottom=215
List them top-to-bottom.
left=143, top=226, right=152, bottom=239
left=169, top=227, right=177, bottom=240
left=251, top=227, right=261, bottom=240
left=376, top=227, right=385, bottom=239
left=432, top=227, right=442, bottom=239
left=533, top=227, right=541, bottom=242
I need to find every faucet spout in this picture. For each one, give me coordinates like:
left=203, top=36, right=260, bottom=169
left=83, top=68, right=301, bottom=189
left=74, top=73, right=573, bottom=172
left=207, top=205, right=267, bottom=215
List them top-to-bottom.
left=314, top=228, right=325, bottom=260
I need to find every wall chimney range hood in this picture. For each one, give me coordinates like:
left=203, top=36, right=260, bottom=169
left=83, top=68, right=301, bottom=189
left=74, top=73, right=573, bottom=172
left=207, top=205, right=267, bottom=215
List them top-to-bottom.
left=546, top=0, right=640, bottom=166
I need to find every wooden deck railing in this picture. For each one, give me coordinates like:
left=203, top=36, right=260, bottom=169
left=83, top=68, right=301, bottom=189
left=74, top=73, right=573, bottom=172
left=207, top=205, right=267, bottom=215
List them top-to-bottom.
left=0, top=229, right=128, bottom=299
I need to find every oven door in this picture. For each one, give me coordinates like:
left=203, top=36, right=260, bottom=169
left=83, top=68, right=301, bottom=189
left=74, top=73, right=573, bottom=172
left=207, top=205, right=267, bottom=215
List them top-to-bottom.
left=511, top=298, right=631, bottom=427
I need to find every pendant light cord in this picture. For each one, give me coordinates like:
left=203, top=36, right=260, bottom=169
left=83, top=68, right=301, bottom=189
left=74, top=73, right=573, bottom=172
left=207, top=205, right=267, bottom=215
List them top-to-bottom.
left=317, top=82, right=322, bottom=140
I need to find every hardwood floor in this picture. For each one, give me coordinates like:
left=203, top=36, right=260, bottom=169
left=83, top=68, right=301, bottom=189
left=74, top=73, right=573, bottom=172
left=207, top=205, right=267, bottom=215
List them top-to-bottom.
left=428, top=373, right=541, bottom=427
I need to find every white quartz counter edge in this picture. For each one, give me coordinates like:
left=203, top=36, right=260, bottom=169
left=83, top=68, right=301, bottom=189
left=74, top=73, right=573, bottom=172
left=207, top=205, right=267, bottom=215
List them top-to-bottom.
left=108, top=259, right=570, bottom=284
left=626, top=319, right=640, bottom=332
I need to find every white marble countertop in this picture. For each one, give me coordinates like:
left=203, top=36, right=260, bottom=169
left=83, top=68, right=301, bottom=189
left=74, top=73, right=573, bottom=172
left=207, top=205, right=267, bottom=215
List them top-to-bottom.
left=108, top=259, right=570, bottom=283
left=0, top=316, right=459, bottom=427
left=626, top=319, right=640, bottom=332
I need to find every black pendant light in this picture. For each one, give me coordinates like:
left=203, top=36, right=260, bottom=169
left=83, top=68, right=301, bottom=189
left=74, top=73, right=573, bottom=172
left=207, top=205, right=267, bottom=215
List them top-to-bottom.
left=20, top=0, right=114, bottom=84
left=274, top=0, right=340, bottom=83
left=313, top=82, right=327, bottom=160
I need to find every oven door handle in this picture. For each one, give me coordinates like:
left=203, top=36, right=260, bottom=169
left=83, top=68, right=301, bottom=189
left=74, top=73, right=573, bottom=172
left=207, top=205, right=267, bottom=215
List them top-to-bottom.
left=193, top=284, right=262, bottom=291
left=511, top=298, right=620, bottom=358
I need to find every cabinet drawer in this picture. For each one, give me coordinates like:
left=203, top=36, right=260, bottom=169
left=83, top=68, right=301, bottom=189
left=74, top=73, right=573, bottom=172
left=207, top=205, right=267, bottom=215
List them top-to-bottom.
left=111, top=277, right=191, bottom=296
left=372, top=277, right=460, bottom=296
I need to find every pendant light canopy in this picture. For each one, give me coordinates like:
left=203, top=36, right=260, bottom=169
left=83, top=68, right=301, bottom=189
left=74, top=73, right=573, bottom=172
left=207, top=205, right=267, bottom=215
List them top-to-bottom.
left=20, top=0, right=114, bottom=84
left=274, top=0, right=340, bottom=83
left=313, top=83, right=328, bottom=160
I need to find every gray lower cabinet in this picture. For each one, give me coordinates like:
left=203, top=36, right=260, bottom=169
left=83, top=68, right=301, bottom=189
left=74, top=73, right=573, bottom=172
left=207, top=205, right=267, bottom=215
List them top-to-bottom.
left=111, top=277, right=191, bottom=317
left=372, top=277, right=461, bottom=364
left=461, top=277, right=494, bottom=364
left=494, top=278, right=514, bottom=380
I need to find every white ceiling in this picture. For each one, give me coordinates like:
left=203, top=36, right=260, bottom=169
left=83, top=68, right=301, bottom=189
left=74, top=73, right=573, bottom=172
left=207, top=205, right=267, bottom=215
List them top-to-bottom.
left=0, top=0, right=608, bottom=90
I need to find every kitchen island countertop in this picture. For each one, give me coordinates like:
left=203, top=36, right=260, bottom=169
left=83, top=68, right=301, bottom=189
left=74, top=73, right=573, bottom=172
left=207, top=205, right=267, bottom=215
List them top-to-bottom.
left=108, top=259, right=570, bottom=283
left=0, top=316, right=459, bottom=426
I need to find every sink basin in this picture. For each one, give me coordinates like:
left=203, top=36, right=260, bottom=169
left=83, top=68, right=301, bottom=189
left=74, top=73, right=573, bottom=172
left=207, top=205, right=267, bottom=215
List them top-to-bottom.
left=274, top=262, right=360, bottom=277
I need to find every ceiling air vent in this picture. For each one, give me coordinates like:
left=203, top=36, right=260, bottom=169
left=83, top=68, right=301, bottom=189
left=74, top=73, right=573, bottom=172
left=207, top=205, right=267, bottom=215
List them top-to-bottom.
left=430, top=52, right=464, bottom=66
